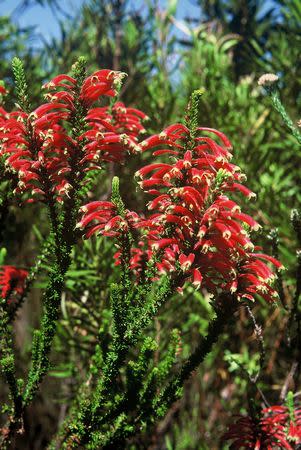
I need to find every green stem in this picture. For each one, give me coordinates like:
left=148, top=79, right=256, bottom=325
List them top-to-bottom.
left=270, top=90, right=301, bottom=146
left=22, top=262, right=69, bottom=405
left=57, top=278, right=175, bottom=448
left=154, top=295, right=237, bottom=418
left=101, top=296, right=238, bottom=450
left=0, top=303, right=23, bottom=447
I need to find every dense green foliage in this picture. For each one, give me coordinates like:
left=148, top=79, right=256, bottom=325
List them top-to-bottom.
left=0, top=1, right=301, bottom=448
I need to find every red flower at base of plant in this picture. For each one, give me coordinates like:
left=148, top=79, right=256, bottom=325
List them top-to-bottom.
left=0, top=265, right=28, bottom=300
left=223, top=405, right=301, bottom=449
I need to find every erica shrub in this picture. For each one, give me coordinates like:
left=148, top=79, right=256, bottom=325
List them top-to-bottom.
left=0, top=58, right=295, bottom=450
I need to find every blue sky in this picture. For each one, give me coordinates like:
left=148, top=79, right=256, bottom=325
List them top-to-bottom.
left=1, top=0, right=202, bottom=46
left=1, top=0, right=84, bottom=43
left=1, top=0, right=278, bottom=50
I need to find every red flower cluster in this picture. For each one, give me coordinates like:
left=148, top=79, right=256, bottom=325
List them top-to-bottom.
left=0, top=71, right=146, bottom=202
left=84, top=100, right=148, bottom=161
left=110, top=102, right=148, bottom=139
left=78, top=122, right=282, bottom=301
left=133, top=124, right=282, bottom=300
left=77, top=200, right=147, bottom=275
left=0, top=265, right=28, bottom=300
left=223, top=405, right=301, bottom=449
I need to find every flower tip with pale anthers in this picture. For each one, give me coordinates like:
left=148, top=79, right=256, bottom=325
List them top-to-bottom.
left=112, top=71, right=127, bottom=82
left=258, top=73, right=279, bottom=87
left=28, top=112, right=38, bottom=121
left=119, top=133, right=129, bottom=145
left=132, top=144, right=142, bottom=153
left=215, top=156, right=227, bottom=164
left=238, top=173, right=247, bottom=182
left=248, top=192, right=256, bottom=200
left=231, top=205, right=241, bottom=213
left=75, top=222, right=83, bottom=230
left=253, top=223, right=261, bottom=231
left=222, top=230, right=231, bottom=240
left=244, top=242, right=254, bottom=251
left=179, top=253, right=195, bottom=272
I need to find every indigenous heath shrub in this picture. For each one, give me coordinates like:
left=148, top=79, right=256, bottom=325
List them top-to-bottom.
left=0, top=58, right=283, bottom=449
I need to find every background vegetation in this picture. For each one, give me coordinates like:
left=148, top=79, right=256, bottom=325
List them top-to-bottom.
left=0, top=0, right=301, bottom=448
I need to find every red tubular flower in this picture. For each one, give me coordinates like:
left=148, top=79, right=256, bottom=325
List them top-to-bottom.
left=79, top=70, right=125, bottom=106
left=85, top=101, right=147, bottom=159
left=109, top=102, right=148, bottom=139
left=0, top=106, right=8, bottom=133
left=135, top=124, right=283, bottom=301
left=77, top=198, right=151, bottom=280
left=77, top=201, right=141, bottom=239
left=114, top=242, right=155, bottom=280
left=0, top=266, right=28, bottom=300
left=223, top=405, right=301, bottom=449
left=261, top=406, right=301, bottom=445
left=222, top=414, right=289, bottom=449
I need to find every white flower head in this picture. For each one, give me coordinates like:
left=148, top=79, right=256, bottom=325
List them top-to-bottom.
left=258, top=73, right=279, bottom=87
